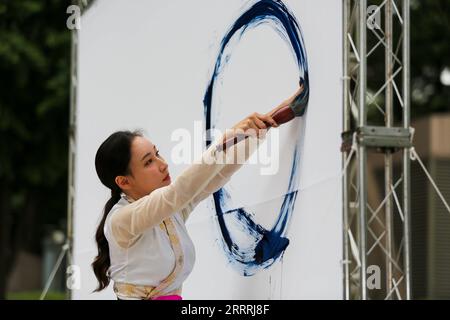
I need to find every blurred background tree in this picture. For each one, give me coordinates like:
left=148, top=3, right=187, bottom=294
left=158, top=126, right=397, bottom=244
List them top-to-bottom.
left=0, top=0, right=448, bottom=300
left=0, top=0, right=70, bottom=299
left=365, top=0, right=450, bottom=125
left=410, top=0, right=450, bottom=117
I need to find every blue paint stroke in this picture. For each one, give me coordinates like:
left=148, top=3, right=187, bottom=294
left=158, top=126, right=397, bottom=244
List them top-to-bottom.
left=203, top=0, right=309, bottom=276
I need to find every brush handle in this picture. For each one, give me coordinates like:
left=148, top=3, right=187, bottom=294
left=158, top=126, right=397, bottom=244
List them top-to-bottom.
left=218, top=78, right=307, bottom=152
left=270, top=105, right=295, bottom=125
left=218, top=106, right=295, bottom=152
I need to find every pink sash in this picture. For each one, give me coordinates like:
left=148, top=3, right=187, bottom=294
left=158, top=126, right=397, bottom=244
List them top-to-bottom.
left=151, top=295, right=182, bottom=300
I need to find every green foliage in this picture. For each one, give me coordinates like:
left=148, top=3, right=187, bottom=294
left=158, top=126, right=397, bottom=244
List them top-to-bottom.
left=362, top=0, right=449, bottom=126
left=410, top=0, right=450, bottom=117
left=0, top=1, right=71, bottom=254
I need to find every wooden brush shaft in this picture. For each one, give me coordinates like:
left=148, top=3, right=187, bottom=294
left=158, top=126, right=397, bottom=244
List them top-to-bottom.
left=219, top=106, right=295, bottom=152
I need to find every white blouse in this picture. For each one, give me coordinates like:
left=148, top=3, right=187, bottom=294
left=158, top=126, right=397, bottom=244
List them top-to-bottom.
left=103, top=132, right=265, bottom=299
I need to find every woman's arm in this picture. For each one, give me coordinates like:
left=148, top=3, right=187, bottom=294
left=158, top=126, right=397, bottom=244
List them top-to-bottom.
left=180, top=110, right=282, bottom=222
left=110, top=112, right=278, bottom=248
left=180, top=132, right=266, bottom=222
left=110, top=135, right=231, bottom=248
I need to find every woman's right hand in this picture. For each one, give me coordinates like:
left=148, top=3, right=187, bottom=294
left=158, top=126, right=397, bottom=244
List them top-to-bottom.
left=219, top=112, right=278, bottom=153
left=227, top=112, right=279, bottom=139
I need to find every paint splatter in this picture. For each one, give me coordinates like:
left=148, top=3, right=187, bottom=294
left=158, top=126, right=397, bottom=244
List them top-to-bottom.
left=203, top=0, right=309, bottom=276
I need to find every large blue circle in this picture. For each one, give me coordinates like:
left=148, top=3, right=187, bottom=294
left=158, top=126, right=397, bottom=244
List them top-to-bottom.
left=203, top=0, right=309, bottom=276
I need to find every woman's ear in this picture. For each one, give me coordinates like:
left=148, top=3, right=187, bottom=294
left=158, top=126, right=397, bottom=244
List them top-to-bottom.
left=115, top=176, right=131, bottom=191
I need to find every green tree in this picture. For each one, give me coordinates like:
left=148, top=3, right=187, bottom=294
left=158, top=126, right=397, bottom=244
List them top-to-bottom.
left=0, top=0, right=70, bottom=299
left=365, top=0, right=450, bottom=125
left=410, top=0, right=450, bottom=117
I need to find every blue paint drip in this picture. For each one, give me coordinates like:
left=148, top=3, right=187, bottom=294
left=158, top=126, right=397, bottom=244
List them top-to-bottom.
left=203, top=0, right=309, bottom=276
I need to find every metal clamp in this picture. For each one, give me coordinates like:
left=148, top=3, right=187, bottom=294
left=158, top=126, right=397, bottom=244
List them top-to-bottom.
left=341, top=126, right=413, bottom=153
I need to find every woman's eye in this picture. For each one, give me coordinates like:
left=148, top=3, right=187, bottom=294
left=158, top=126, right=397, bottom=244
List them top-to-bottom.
left=146, top=159, right=152, bottom=166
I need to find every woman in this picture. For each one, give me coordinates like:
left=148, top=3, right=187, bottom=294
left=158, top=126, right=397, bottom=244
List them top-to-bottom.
left=92, top=88, right=301, bottom=300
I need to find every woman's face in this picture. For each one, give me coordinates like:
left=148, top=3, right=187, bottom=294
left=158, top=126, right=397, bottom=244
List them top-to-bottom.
left=120, top=136, right=171, bottom=200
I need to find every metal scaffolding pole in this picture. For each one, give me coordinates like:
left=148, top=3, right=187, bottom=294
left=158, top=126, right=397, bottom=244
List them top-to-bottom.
left=65, top=0, right=87, bottom=300
left=342, top=0, right=412, bottom=300
left=342, top=0, right=351, bottom=301
left=357, top=0, right=368, bottom=300
left=384, top=0, right=394, bottom=298
left=402, top=0, right=412, bottom=300
left=65, top=25, right=77, bottom=302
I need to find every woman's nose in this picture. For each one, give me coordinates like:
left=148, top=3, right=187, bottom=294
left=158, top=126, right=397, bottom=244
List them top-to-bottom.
left=158, top=158, right=168, bottom=171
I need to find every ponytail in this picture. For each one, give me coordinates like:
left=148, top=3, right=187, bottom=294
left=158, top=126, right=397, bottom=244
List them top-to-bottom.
left=92, top=188, right=121, bottom=292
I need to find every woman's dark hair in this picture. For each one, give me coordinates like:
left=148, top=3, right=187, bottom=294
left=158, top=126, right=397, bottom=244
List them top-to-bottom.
left=92, top=130, right=142, bottom=292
